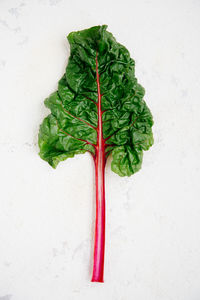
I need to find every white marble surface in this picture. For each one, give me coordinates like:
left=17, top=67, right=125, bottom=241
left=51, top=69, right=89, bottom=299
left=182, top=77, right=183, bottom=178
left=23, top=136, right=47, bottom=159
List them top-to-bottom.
left=0, top=0, right=200, bottom=299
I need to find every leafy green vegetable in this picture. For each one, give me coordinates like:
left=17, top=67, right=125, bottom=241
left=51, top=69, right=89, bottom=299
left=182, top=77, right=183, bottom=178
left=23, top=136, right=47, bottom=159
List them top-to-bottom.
left=38, top=25, right=154, bottom=282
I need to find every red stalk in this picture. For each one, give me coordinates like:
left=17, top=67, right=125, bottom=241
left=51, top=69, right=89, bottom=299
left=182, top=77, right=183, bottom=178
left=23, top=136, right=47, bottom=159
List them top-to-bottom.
left=91, top=53, right=106, bottom=283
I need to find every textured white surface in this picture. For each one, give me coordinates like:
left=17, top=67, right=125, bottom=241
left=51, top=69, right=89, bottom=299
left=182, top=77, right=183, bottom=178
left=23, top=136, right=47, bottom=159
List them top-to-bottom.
left=0, top=0, right=200, bottom=299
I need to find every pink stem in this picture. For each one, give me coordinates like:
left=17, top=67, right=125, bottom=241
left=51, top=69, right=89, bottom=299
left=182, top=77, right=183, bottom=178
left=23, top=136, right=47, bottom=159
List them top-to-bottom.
left=91, top=52, right=106, bottom=283
left=92, top=153, right=105, bottom=282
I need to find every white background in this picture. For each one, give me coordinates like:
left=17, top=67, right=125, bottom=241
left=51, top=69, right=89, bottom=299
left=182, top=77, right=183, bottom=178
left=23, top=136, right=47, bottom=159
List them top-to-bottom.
left=0, top=0, right=200, bottom=299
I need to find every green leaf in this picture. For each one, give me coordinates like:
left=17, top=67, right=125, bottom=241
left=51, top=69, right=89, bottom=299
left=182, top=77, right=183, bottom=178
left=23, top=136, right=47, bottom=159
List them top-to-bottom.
left=38, top=25, right=153, bottom=176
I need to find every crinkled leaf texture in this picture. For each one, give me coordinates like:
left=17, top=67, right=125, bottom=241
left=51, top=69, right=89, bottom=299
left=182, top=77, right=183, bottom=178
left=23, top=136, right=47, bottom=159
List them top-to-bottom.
left=38, top=25, right=154, bottom=176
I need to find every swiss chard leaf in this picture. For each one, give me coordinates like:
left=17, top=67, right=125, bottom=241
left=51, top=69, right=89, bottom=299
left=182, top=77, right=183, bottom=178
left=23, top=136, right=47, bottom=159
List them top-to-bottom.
left=38, top=25, right=154, bottom=282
